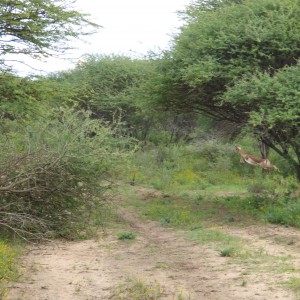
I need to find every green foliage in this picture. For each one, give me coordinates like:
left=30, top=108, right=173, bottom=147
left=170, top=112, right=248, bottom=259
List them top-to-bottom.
left=0, top=0, right=99, bottom=70
left=150, top=0, right=300, bottom=179
left=176, top=0, right=300, bottom=87
left=57, top=54, right=200, bottom=145
left=58, top=54, right=158, bottom=141
left=66, top=54, right=151, bottom=109
left=225, top=63, right=300, bottom=176
left=0, top=73, right=75, bottom=122
left=0, top=74, right=44, bottom=120
left=0, top=108, right=134, bottom=238
left=129, top=142, right=250, bottom=194
left=131, top=142, right=300, bottom=229
left=217, top=175, right=300, bottom=227
left=247, top=176, right=298, bottom=201
left=253, top=177, right=300, bottom=227
left=265, top=201, right=300, bottom=227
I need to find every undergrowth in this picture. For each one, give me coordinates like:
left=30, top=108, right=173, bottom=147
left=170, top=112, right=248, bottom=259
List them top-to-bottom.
left=123, top=142, right=299, bottom=229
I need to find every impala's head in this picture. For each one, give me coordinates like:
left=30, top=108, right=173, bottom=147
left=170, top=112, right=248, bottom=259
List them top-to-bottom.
left=234, top=146, right=241, bottom=153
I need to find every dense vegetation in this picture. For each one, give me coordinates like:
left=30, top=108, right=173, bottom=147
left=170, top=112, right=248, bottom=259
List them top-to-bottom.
left=0, top=0, right=300, bottom=295
left=151, top=0, right=300, bottom=177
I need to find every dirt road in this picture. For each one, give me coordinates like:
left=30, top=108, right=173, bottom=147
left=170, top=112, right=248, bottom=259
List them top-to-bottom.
left=7, top=192, right=300, bottom=299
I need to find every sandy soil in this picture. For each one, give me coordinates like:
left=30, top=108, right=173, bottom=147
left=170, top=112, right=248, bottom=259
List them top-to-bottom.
left=7, top=189, right=300, bottom=300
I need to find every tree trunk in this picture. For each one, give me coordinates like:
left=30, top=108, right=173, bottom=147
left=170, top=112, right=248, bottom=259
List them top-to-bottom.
left=259, top=136, right=300, bottom=181
left=258, top=139, right=270, bottom=174
left=259, top=141, right=270, bottom=159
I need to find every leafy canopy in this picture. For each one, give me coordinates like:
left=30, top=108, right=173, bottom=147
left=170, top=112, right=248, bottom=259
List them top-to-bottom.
left=0, top=0, right=99, bottom=70
left=150, top=0, right=300, bottom=178
left=176, top=0, right=300, bottom=86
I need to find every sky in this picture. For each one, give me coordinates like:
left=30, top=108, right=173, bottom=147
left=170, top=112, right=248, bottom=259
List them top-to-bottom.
left=12, top=0, right=192, bottom=76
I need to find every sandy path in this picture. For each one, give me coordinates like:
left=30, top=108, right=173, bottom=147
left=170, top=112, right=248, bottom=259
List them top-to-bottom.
left=7, top=203, right=299, bottom=299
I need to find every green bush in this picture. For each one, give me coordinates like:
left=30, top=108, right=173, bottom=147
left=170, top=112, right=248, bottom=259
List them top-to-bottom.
left=0, top=108, right=134, bottom=239
left=220, top=176, right=300, bottom=227
left=248, top=176, right=298, bottom=200
left=265, top=200, right=300, bottom=227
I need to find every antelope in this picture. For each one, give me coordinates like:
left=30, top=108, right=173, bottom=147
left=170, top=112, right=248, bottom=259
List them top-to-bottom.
left=234, top=146, right=279, bottom=171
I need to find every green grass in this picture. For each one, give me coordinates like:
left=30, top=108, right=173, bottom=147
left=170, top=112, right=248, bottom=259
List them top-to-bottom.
left=121, top=143, right=300, bottom=231
left=125, top=144, right=252, bottom=194
left=120, top=171, right=300, bottom=231
left=205, top=184, right=247, bottom=192
left=142, top=197, right=213, bottom=229
left=188, top=227, right=244, bottom=258
left=188, top=228, right=238, bottom=245
left=0, top=240, right=21, bottom=298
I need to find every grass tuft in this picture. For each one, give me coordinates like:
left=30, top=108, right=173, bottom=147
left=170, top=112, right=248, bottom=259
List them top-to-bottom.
left=118, top=232, right=136, bottom=240
left=220, top=247, right=236, bottom=257
left=110, top=277, right=164, bottom=299
left=288, top=277, right=300, bottom=293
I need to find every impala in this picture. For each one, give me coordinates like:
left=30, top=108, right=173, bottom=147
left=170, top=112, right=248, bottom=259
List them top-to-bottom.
left=234, top=146, right=279, bottom=171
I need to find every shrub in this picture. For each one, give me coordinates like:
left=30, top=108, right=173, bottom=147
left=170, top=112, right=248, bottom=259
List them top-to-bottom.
left=0, top=108, right=134, bottom=239
left=221, top=176, right=300, bottom=227
left=265, top=200, right=300, bottom=227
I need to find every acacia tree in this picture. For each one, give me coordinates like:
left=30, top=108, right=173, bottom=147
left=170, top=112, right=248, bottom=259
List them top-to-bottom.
left=0, top=0, right=99, bottom=70
left=150, top=0, right=300, bottom=179
left=169, top=0, right=300, bottom=115
left=225, top=63, right=300, bottom=179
